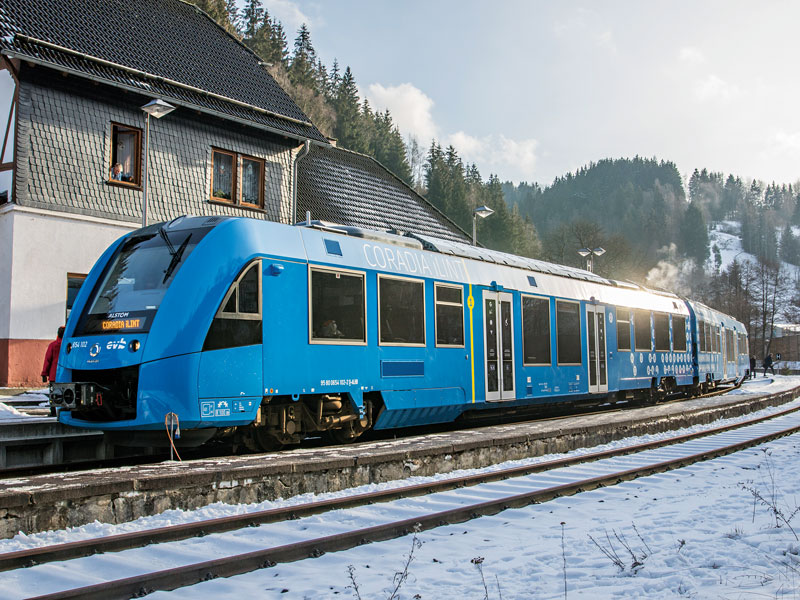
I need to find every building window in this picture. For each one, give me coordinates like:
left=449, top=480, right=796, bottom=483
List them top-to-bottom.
left=109, top=123, right=141, bottom=185
left=211, top=149, right=265, bottom=209
left=211, top=149, right=236, bottom=202
left=241, top=156, right=264, bottom=207
left=310, top=267, right=366, bottom=344
left=66, top=273, right=87, bottom=320
left=379, top=275, right=425, bottom=346
left=435, top=283, right=464, bottom=347
left=522, top=295, right=551, bottom=365
left=556, top=300, right=582, bottom=365
left=616, top=307, right=631, bottom=352
left=634, top=309, right=651, bottom=351
left=654, top=312, right=670, bottom=351
left=673, top=316, right=687, bottom=352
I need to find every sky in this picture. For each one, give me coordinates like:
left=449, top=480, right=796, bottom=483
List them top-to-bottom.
left=257, top=0, right=800, bottom=187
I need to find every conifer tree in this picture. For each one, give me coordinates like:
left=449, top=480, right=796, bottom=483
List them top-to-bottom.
left=241, top=0, right=264, bottom=41
left=289, top=24, right=317, bottom=89
left=333, top=67, right=367, bottom=152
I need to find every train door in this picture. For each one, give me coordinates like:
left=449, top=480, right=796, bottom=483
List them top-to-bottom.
left=483, top=291, right=516, bottom=401
left=586, top=305, right=608, bottom=394
left=722, top=328, right=728, bottom=379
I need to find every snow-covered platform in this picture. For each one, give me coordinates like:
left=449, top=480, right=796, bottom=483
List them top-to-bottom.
left=0, top=377, right=798, bottom=540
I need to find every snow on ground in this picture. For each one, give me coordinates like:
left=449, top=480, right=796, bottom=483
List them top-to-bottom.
left=709, top=221, right=800, bottom=278
left=2, top=377, right=800, bottom=599
left=0, top=389, right=49, bottom=420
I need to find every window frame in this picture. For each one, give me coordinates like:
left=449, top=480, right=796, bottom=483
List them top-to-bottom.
left=108, top=122, right=142, bottom=187
left=210, top=148, right=238, bottom=204
left=240, top=154, right=265, bottom=209
left=214, top=260, right=262, bottom=321
left=308, top=265, right=368, bottom=346
left=66, top=272, right=87, bottom=321
left=378, top=273, right=426, bottom=347
left=434, top=282, right=465, bottom=348
left=521, top=293, right=551, bottom=366
left=555, top=299, right=582, bottom=366
left=616, top=307, right=632, bottom=352
left=633, top=309, right=652, bottom=352
left=654, top=312, right=670, bottom=352
left=672, top=315, right=687, bottom=352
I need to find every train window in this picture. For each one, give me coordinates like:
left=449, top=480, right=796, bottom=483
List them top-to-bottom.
left=203, top=260, right=262, bottom=352
left=310, top=268, right=366, bottom=344
left=66, top=273, right=87, bottom=320
left=379, top=275, right=425, bottom=346
left=435, top=283, right=464, bottom=347
left=522, top=295, right=551, bottom=365
left=555, top=300, right=581, bottom=365
left=616, top=308, right=631, bottom=352
left=634, top=309, right=652, bottom=351
left=654, top=313, right=670, bottom=351
left=673, top=316, right=687, bottom=352
left=703, top=322, right=710, bottom=353
left=713, top=325, right=720, bottom=353
left=726, top=329, right=734, bottom=359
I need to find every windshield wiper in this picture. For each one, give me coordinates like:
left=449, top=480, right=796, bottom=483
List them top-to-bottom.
left=162, top=233, right=192, bottom=284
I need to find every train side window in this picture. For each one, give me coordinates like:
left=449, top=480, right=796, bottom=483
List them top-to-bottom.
left=203, top=260, right=262, bottom=352
left=310, top=267, right=366, bottom=344
left=379, top=275, right=425, bottom=346
left=435, top=283, right=464, bottom=347
left=522, top=295, right=551, bottom=365
left=555, top=300, right=581, bottom=365
left=616, top=308, right=631, bottom=352
left=633, top=309, right=652, bottom=351
left=654, top=313, right=670, bottom=351
left=673, top=315, right=687, bottom=352
left=703, top=322, right=710, bottom=352
left=713, top=325, right=720, bottom=353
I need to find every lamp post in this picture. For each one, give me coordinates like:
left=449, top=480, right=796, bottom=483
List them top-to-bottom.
left=140, top=99, right=176, bottom=228
left=472, top=205, right=494, bottom=246
left=577, top=246, right=605, bottom=273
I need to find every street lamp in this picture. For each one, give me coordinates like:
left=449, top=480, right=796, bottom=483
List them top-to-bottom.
left=140, top=99, right=176, bottom=227
left=472, top=205, right=494, bottom=246
left=577, top=246, right=605, bottom=273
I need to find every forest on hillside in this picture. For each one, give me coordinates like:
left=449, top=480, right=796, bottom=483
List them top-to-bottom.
left=193, top=0, right=800, bottom=353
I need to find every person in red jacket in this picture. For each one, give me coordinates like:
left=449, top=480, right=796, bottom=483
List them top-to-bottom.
left=41, top=326, right=64, bottom=416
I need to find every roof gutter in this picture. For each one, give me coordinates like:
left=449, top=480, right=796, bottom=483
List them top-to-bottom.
left=11, top=34, right=313, bottom=127
left=291, top=139, right=311, bottom=224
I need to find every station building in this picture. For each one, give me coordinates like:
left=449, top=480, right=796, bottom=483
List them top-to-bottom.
left=0, top=0, right=467, bottom=386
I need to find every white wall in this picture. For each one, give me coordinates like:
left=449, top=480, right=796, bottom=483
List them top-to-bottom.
left=0, top=206, right=13, bottom=338
left=4, top=206, right=135, bottom=340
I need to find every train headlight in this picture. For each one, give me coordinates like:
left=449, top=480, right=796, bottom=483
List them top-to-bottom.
left=129, top=339, right=141, bottom=352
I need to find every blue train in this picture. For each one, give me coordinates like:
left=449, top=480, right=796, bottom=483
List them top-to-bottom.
left=50, top=216, right=750, bottom=450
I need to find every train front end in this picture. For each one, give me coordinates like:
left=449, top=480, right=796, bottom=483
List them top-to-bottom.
left=49, top=216, right=223, bottom=445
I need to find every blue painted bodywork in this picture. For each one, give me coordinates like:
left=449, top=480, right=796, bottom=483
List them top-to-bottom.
left=57, top=216, right=750, bottom=436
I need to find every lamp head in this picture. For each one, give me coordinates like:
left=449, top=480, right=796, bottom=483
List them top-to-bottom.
left=141, top=99, right=176, bottom=119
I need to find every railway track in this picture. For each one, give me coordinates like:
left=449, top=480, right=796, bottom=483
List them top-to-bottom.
left=6, top=390, right=800, bottom=600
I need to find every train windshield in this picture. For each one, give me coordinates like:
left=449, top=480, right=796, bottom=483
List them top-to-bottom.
left=76, top=226, right=206, bottom=335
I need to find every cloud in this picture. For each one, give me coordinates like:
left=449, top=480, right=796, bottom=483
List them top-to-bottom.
left=263, top=0, right=313, bottom=34
left=553, top=9, right=616, bottom=52
left=679, top=46, right=706, bottom=65
left=695, top=74, right=740, bottom=102
left=366, top=82, right=439, bottom=144
left=366, top=82, right=539, bottom=183
left=773, top=130, right=800, bottom=151
left=445, top=132, right=539, bottom=181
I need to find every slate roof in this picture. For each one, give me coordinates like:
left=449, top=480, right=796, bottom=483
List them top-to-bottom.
left=0, top=0, right=327, bottom=143
left=297, top=145, right=471, bottom=243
